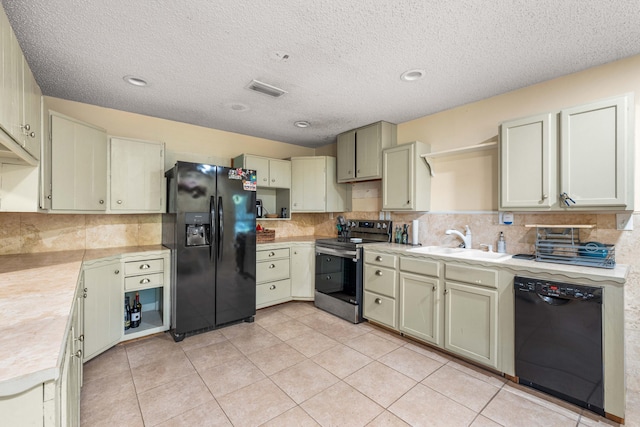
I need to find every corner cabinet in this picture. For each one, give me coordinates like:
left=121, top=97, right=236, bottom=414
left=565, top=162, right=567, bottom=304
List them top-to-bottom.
left=499, top=93, right=634, bottom=211
left=48, top=112, right=108, bottom=212
left=337, top=121, right=397, bottom=183
left=109, top=137, right=165, bottom=213
left=382, top=141, right=431, bottom=211
left=234, top=154, right=291, bottom=219
left=291, top=156, right=351, bottom=213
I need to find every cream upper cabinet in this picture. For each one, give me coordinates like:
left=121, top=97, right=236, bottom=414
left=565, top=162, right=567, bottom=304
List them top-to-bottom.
left=0, top=6, right=41, bottom=163
left=499, top=94, right=633, bottom=211
left=560, top=95, right=632, bottom=209
left=50, top=113, right=108, bottom=211
left=500, top=113, right=556, bottom=209
left=337, top=121, right=397, bottom=183
left=109, top=137, right=164, bottom=213
left=382, top=141, right=431, bottom=211
left=235, top=154, right=291, bottom=188
left=291, top=156, right=350, bottom=213
left=290, top=243, right=315, bottom=299
left=82, top=260, right=122, bottom=362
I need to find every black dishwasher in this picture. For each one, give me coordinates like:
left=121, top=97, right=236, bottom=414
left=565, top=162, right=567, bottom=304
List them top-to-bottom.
left=514, top=276, right=604, bottom=415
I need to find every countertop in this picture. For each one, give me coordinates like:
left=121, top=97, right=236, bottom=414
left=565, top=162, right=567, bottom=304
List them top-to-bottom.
left=257, top=235, right=334, bottom=246
left=364, top=243, right=629, bottom=285
left=0, top=245, right=166, bottom=397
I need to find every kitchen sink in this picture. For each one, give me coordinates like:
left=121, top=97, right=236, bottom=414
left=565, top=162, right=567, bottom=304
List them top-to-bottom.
left=407, top=246, right=465, bottom=254
left=453, top=250, right=511, bottom=261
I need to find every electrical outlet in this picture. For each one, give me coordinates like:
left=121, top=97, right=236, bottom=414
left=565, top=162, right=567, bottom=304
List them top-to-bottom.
left=616, top=213, right=633, bottom=230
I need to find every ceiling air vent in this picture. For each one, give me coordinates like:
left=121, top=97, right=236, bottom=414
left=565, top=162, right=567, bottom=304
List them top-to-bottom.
left=246, top=79, right=287, bottom=98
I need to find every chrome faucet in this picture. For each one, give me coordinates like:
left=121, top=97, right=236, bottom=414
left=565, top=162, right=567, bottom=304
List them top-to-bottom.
left=446, top=225, right=472, bottom=249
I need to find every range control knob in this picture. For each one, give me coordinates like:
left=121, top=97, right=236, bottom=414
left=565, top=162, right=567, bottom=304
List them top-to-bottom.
left=376, top=223, right=381, bottom=229
left=381, top=223, right=387, bottom=229
left=575, top=292, right=584, bottom=298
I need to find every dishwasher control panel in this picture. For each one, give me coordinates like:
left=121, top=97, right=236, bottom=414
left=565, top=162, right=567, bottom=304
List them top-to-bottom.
left=514, top=276, right=602, bottom=302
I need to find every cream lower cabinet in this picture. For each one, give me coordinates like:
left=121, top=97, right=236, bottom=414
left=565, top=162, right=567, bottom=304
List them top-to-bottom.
left=290, top=243, right=315, bottom=299
left=256, top=246, right=292, bottom=308
left=363, top=251, right=398, bottom=329
left=399, top=257, right=442, bottom=346
left=82, top=259, right=122, bottom=362
left=443, top=263, right=498, bottom=369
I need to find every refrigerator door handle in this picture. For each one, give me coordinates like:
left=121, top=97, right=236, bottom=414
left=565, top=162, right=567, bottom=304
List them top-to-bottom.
left=209, top=195, right=216, bottom=263
left=218, top=196, right=224, bottom=260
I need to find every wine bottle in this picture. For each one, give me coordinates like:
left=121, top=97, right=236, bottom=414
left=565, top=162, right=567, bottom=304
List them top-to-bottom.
left=135, top=292, right=142, bottom=323
left=130, top=295, right=141, bottom=328
left=124, top=296, right=131, bottom=330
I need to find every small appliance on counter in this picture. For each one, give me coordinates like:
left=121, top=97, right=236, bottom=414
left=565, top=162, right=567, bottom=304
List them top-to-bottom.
left=256, top=199, right=263, bottom=218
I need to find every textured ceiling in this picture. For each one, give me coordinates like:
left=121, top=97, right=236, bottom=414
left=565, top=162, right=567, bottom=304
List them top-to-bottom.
left=3, top=0, right=640, bottom=148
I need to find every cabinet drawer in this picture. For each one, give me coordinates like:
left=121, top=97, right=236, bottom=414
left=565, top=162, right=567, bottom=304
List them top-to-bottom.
left=257, top=248, right=290, bottom=261
left=364, top=252, right=397, bottom=269
left=400, top=257, right=440, bottom=277
left=124, top=258, right=164, bottom=276
left=257, top=259, right=290, bottom=283
left=445, top=263, right=497, bottom=289
left=364, top=264, right=397, bottom=298
left=124, top=272, right=163, bottom=291
left=257, top=279, right=291, bottom=306
left=364, top=290, right=397, bottom=329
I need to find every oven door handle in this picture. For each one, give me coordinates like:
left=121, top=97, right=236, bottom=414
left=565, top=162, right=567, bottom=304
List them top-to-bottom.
left=316, top=246, right=359, bottom=262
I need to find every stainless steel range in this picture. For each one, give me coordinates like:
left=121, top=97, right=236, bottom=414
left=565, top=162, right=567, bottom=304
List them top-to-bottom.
left=315, top=219, right=392, bottom=323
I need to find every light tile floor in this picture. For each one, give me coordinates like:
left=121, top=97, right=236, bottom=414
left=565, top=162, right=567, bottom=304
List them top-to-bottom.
left=81, top=302, right=620, bottom=427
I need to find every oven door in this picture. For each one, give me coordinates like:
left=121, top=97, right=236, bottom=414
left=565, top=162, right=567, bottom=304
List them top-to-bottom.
left=315, top=246, right=362, bottom=305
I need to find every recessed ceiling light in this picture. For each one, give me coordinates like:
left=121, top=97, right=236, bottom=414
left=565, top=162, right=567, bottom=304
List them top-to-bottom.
left=400, top=69, right=425, bottom=82
left=123, top=75, right=148, bottom=87
left=294, top=121, right=310, bottom=128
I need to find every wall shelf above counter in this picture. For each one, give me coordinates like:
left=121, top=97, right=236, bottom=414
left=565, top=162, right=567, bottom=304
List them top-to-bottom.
left=420, top=138, right=497, bottom=177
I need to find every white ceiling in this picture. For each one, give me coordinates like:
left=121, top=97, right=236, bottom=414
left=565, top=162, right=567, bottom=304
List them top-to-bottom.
left=3, top=1, right=640, bottom=148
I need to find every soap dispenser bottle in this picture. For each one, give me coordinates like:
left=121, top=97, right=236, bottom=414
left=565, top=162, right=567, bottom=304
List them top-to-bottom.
left=497, top=231, right=506, bottom=253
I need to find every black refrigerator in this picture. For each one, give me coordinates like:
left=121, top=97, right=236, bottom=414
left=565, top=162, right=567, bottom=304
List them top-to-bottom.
left=162, top=161, right=257, bottom=341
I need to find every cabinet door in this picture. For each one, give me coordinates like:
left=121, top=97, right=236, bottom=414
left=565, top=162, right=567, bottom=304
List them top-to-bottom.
left=0, top=15, right=22, bottom=145
left=20, top=58, right=41, bottom=159
left=560, top=95, right=630, bottom=208
left=500, top=113, right=556, bottom=209
left=51, top=114, right=107, bottom=211
left=355, top=123, right=381, bottom=179
left=337, top=130, right=356, bottom=182
left=110, top=137, right=164, bottom=212
left=383, top=144, right=413, bottom=210
left=245, top=155, right=270, bottom=187
left=291, top=157, right=325, bottom=212
left=269, top=159, right=291, bottom=188
left=290, top=244, right=315, bottom=298
left=83, top=262, right=122, bottom=361
left=400, top=272, right=441, bottom=346
left=444, top=281, right=498, bottom=369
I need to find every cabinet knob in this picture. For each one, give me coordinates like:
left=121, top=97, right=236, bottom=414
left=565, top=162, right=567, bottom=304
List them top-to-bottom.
left=21, top=124, right=31, bottom=131
left=29, top=131, right=35, bottom=138
left=357, top=169, right=361, bottom=174
left=348, top=170, right=352, bottom=174
left=263, top=178, right=268, bottom=182
left=271, top=178, right=275, bottom=182
left=542, top=193, right=548, bottom=200
left=47, top=195, right=52, bottom=199
left=99, top=200, right=104, bottom=204
left=117, top=200, right=123, bottom=204
left=407, top=200, right=410, bottom=204
left=294, top=251, right=297, bottom=255
left=269, top=252, right=275, bottom=257
left=375, top=256, right=382, bottom=261
left=140, top=264, right=151, bottom=269
left=269, top=264, right=276, bottom=269
left=114, top=270, right=120, bottom=274
left=375, top=270, right=383, bottom=276
left=325, top=275, right=332, bottom=280
left=140, top=278, right=151, bottom=284
left=475, top=280, right=482, bottom=284
left=269, top=284, right=276, bottom=290
left=432, top=286, right=436, bottom=291
left=84, top=288, right=88, bottom=292
left=444, top=289, right=449, bottom=295
left=83, top=293, right=87, bottom=298
left=375, top=298, right=382, bottom=304
left=76, top=334, right=84, bottom=342
left=74, top=349, right=83, bottom=359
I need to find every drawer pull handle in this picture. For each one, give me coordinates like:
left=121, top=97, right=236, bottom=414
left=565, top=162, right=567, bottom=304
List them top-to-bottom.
left=269, top=252, right=276, bottom=257
left=376, top=256, right=383, bottom=261
left=140, top=264, right=151, bottom=270
left=269, top=264, right=276, bottom=269
left=114, top=270, right=120, bottom=274
left=375, top=270, right=383, bottom=276
left=140, top=278, right=151, bottom=284
left=270, top=285, right=276, bottom=290
left=375, top=298, right=382, bottom=304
